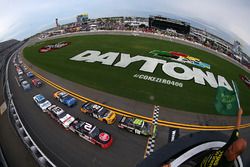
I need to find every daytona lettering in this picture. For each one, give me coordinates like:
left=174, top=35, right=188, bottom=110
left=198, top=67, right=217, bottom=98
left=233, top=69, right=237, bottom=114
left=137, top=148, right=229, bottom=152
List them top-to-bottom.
left=70, top=50, right=233, bottom=90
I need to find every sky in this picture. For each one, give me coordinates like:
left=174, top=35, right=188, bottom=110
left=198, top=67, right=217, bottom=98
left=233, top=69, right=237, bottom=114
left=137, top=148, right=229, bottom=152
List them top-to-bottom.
left=0, top=0, right=250, bottom=55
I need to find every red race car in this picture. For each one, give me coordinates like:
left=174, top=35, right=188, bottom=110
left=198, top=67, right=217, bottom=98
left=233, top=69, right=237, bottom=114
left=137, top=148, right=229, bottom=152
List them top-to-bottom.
left=32, top=78, right=42, bottom=87
left=69, top=118, right=113, bottom=149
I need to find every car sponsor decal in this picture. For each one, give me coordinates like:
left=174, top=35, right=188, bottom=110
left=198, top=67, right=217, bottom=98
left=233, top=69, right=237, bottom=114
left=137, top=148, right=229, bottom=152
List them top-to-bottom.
left=39, top=41, right=70, bottom=53
left=62, top=115, right=73, bottom=124
left=133, top=119, right=143, bottom=126
left=99, top=132, right=110, bottom=142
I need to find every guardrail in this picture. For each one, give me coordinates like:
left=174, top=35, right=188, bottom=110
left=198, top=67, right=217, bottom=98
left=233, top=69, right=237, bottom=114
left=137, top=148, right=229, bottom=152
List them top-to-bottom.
left=4, top=50, right=56, bottom=167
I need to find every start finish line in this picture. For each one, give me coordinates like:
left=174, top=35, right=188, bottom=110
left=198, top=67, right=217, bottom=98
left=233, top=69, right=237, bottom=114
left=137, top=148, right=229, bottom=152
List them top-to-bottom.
left=70, top=50, right=233, bottom=91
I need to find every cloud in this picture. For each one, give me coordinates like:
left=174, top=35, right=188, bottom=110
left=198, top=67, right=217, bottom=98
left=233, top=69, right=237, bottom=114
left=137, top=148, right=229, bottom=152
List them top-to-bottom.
left=162, top=0, right=250, bottom=44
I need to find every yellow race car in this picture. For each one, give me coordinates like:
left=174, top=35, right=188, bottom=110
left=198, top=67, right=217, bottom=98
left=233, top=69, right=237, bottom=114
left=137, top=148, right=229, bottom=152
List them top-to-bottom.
left=80, top=102, right=116, bottom=124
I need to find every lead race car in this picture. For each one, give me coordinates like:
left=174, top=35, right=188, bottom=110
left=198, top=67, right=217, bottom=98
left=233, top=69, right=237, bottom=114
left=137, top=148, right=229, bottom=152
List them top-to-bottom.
left=53, top=91, right=77, bottom=107
left=80, top=102, right=116, bottom=124
left=46, top=104, right=75, bottom=129
left=118, top=116, right=156, bottom=136
left=69, top=118, right=113, bottom=149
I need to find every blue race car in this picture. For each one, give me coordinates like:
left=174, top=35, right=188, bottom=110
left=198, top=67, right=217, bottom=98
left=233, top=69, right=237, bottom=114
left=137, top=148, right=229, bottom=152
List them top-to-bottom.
left=26, top=71, right=34, bottom=78
left=53, top=91, right=77, bottom=107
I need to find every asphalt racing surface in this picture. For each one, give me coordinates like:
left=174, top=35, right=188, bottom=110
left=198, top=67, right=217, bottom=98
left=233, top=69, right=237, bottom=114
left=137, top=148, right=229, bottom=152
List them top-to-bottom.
left=8, top=33, right=250, bottom=166
left=10, top=53, right=162, bottom=167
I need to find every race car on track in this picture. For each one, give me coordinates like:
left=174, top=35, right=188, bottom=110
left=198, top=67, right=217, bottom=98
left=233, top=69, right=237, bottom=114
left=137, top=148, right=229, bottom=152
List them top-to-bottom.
left=21, top=65, right=28, bottom=72
left=16, top=68, right=23, bottom=75
left=26, top=71, right=34, bottom=78
left=18, top=75, right=24, bottom=83
left=31, top=78, right=42, bottom=87
left=21, top=80, right=31, bottom=91
left=53, top=91, right=77, bottom=107
left=33, top=94, right=52, bottom=112
left=80, top=102, right=116, bottom=124
left=46, top=105, right=75, bottom=129
left=118, top=116, right=156, bottom=136
left=69, top=118, right=113, bottom=149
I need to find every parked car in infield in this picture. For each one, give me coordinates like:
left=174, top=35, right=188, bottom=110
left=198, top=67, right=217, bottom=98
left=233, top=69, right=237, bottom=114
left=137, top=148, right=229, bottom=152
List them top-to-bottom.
left=26, top=71, right=34, bottom=78
left=240, top=75, right=250, bottom=88
left=32, top=78, right=42, bottom=87
left=21, top=80, right=31, bottom=91
left=53, top=91, right=77, bottom=107
left=33, top=94, right=52, bottom=112
left=80, top=102, right=116, bottom=124
left=46, top=105, right=75, bottom=129
left=118, top=116, right=156, bottom=136
left=69, top=118, right=113, bottom=149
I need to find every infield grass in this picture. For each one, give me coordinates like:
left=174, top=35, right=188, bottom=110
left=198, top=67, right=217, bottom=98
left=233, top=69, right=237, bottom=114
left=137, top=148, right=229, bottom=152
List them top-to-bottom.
left=23, top=35, right=250, bottom=115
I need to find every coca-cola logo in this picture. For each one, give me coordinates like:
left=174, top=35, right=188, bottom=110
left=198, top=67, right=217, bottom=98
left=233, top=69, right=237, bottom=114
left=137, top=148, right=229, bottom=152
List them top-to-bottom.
left=39, top=41, right=70, bottom=53
left=99, top=132, right=110, bottom=142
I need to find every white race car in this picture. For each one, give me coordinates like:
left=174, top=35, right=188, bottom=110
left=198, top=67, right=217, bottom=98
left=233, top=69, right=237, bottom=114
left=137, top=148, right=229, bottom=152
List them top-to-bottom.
left=33, top=94, right=52, bottom=112
left=46, top=105, right=75, bottom=129
left=59, top=112, right=75, bottom=129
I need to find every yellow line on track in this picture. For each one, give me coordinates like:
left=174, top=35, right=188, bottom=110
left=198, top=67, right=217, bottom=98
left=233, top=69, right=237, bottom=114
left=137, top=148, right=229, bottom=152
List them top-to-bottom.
left=27, top=66, right=250, bottom=131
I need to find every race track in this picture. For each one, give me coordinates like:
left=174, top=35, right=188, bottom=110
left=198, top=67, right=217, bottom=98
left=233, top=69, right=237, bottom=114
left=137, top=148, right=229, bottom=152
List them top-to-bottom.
left=7, top=32, right=250, bottom=166
left=9, top=52, right=174, bottom=167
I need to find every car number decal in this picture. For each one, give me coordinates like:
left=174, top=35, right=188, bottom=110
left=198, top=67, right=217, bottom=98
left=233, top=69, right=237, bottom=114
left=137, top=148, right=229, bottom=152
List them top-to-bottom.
left=83, top=122, right=93, bottom=132
left=99, top=132, right=110, bottom=142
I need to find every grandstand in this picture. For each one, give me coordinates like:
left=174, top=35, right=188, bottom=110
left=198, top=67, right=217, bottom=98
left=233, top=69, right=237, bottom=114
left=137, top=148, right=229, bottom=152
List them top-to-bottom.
left=37, top=15, right=250, bottom=70
left=149, top=15, right=190, bottom=34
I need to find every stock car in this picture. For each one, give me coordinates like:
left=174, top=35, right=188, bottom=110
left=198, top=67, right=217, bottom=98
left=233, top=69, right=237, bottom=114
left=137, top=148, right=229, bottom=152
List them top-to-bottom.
left=21, top=65, right=28, bottom=72
left=16, top=68, right=23, bottom=75
left=26, top=71, right=34, bottom=78
left=18, top=75, right=24, bottom=83
left=32, top=78, right=42, bottom=87
left=21, top=80, right=31, bottom=91
left=53, top=91, right=77, bottom=107
left=33, top=94, right=52, bottom=112
left=80, top=102, right=116, bottom=124
left=46, top=105, right=75, bottom=129
left=118, top=116, right=156, bottom=136
left=69, top=118, right=113, bottom=149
